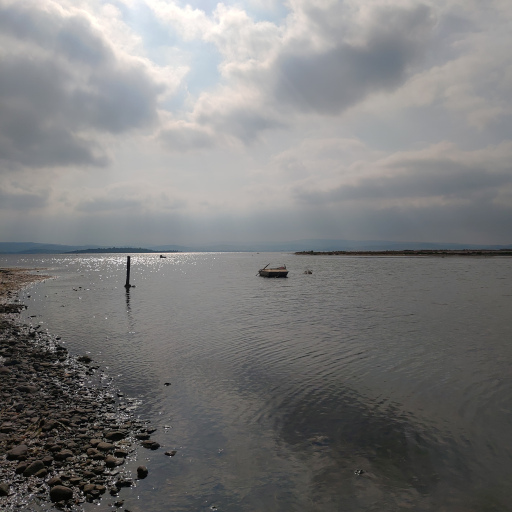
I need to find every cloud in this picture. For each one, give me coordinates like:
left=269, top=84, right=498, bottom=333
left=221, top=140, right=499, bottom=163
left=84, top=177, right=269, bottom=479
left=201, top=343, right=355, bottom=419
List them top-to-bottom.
left=0, top=0, right=169, bottom=169
left=1, top=0, right=512, bottom=246
left=151, top=1, right=438, bottom=146
left=272, top=3, right=435, bottom=115
left=273, top=6, right=432, bottom=115
left=196, top=88, right=286, bottom=143
left=158, top=120, right=215, bottom=152
left=292, top=141, right=512, bottom=208
left=303, top=165, right=511, bottom=203
left=0, top=173, right=50, bottom=209
left=73, top=180, right=187, bottom=214
left=0, top=189, right=48, bottom=209
left=75, top=196, right=143, bottom=213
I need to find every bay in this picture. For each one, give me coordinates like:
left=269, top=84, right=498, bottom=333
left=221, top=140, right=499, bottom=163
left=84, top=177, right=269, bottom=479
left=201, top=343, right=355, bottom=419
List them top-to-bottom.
left=3, top=252, right=512, bottom=511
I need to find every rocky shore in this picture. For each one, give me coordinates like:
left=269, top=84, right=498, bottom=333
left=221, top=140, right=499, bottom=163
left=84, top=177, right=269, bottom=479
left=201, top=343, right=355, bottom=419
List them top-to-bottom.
left=0, top=269, right=158, bottom=510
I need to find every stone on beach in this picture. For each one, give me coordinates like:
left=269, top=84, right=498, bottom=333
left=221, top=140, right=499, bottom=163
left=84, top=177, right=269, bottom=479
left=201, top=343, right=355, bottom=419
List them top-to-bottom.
left=105, top=430, right=128, bottom=441
left=142, top=440, right=161, bottom=450
left=96, top=441, right=115, bottom=452
left=6, top=444, right=28, bottom=461
left=54, top=449, right=74, bottom=461
left=105, top=455, right=125, bottom=468
left=22, top=460, right=46, bottom=478
left=136, top=465, right=149, bottom=479
left=49, top=485, right=74, bottom=502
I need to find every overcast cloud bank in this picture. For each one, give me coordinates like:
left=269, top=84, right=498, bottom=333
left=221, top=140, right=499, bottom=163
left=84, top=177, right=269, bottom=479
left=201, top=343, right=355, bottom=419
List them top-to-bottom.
left=1, top=0, right=511, bottom=246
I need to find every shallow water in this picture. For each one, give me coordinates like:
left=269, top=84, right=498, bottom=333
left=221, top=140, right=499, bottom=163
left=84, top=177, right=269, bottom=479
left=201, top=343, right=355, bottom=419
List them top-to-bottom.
left=3, top=252, right=512, bottom=511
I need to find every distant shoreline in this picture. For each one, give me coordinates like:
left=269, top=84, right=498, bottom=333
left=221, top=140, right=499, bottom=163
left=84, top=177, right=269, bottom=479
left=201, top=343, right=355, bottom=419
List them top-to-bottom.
left=66, top=247, right=180, bottom=254
left=295, top=249, right=512, bottom=256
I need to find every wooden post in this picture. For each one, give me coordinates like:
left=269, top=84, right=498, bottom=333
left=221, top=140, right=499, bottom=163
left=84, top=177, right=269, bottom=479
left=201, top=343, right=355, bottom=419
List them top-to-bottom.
left=124, top=256, right=131, bottom=289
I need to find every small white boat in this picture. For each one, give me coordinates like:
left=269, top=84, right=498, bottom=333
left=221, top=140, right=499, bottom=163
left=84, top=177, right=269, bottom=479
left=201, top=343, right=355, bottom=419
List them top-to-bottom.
left=258, top=264, right=288, bottom=278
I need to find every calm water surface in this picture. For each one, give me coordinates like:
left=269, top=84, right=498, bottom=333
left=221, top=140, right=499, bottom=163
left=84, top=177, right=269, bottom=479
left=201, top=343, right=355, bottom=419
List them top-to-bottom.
left=3, top=252, right=512, bottom=511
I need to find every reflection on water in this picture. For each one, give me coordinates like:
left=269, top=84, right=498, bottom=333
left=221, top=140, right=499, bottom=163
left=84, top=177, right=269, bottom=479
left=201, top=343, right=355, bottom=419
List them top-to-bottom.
left=3, top=252, right=512, bottom=511
left=125, top=287, right=131, bottom=313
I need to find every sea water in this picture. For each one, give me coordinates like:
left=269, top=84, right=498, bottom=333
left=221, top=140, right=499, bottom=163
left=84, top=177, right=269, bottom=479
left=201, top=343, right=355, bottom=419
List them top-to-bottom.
left=3, top=252, right=512, bottom=511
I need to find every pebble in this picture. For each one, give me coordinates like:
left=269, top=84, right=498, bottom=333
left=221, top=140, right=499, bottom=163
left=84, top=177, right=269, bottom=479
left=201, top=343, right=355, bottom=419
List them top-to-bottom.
left=136, top=466, right=148, bottom=479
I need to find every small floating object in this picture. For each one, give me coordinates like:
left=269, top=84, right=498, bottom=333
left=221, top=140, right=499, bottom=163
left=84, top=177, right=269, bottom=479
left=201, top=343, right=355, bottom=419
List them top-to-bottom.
left=304, top=269, right=313, bottom=274
left=164, top=382, right=171, bottom=386
left=354, top=469, right=364, bottom=476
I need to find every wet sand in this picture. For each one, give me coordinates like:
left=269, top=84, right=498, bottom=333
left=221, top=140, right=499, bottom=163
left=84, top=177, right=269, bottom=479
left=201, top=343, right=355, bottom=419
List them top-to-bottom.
left=0, top=268, right=157, bottom=510
left=0, top=268, right=49, bottom=306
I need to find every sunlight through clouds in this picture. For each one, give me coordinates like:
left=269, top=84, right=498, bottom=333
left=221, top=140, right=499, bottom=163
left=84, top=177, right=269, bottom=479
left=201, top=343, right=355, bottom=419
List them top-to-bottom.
left=1, top=0, right=511, bottom=245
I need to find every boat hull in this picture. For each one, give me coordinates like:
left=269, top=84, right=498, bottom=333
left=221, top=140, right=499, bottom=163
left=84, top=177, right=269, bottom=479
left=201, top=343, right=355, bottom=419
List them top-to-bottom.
left=258, top=269, right=288, bottom=278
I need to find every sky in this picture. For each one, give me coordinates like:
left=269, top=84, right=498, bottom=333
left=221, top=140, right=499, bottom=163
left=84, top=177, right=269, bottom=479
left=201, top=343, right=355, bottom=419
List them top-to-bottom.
left=1, top=0, right=511, bottom=246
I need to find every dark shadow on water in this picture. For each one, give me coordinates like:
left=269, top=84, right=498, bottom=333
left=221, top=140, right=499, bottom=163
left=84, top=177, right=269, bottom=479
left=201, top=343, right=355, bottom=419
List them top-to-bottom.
left=274, top=388, right=508, bottom=511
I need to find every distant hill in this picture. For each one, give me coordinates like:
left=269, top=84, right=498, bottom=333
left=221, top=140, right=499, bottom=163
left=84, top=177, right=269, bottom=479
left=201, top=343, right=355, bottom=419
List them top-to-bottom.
left=1, top=240, right=511, bottom=254
left=0, top=242, right=93, bottom=254
left=67, top=247, right=163, bottom=254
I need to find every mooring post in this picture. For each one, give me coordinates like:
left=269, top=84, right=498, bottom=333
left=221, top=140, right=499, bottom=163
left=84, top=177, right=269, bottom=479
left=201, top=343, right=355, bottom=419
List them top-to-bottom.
left=124, top=256, right=131, bottom=289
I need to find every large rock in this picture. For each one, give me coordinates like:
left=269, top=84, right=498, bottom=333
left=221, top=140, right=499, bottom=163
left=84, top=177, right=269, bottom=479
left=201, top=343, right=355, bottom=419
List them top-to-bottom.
left=17, top=385, right=38, bottom=393
left=41, top=419, right=60, bottom=432
left=0, top=422, right=14, bottom=433
left=105, top=430, right=128, bottom=441
left=142, top=440, right=160, bottom=450
left=96, top=441, right=114, bottom=451
left=7, top=444, right=28, bottom=461
left=54, top=449, right=74, bottom=461
left=105, top=455, right=124, bottom=468
left=23, top=460, right=45, bottom=477
left=15, top=462, right=28, bottom=474
left=137, top=466, right=148, bottom=479
left=47, top=476, right=62, bottom=487
left=83, top=483, right=96, bottom=493
left=50, top=485, right=73, bottom=502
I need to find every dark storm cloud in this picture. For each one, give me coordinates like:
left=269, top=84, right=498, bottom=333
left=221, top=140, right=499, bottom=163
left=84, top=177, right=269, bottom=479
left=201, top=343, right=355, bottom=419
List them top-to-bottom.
left=0, top=1, right=164, bottom=169
left=273, top=4, right=434, bottom=114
